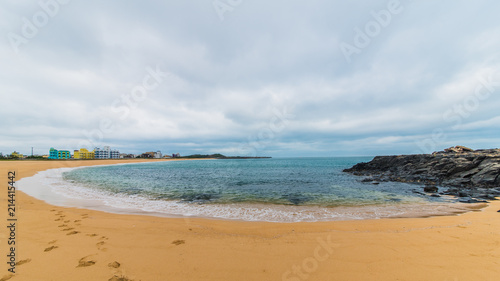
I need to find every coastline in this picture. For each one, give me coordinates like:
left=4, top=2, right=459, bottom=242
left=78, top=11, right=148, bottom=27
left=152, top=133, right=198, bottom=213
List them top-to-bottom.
left=1, top=160, right=500, bottom=280
left=17, top=160, right=486, bottom=223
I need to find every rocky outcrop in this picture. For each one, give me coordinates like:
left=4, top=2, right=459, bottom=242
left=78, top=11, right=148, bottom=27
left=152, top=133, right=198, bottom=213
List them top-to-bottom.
left=443, top=145, right=474, bottom=154
left=344, top=147, right=500, bottom=200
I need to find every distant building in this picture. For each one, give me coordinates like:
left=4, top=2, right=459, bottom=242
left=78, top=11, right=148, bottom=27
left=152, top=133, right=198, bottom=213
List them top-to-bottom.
left=94, top=146, right=120, bottom=159
left=48, top=148, right=71, bottom=159
left=74, top=148, right=95, bottom=159
left=110, top=150, right=120, bottom=159
left=10, top=151, right=24, bottom=159
left=154, top=151, right=162, bottom=159
left=141, top=152, right=155, bottom=158
left=119, top=153, right=135, bottom=159
left=172, top=153, right=181, bottom=158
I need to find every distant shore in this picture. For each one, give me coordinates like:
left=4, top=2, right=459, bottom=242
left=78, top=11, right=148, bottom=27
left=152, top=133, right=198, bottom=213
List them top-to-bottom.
left=1, top=159, right=500, bottom=280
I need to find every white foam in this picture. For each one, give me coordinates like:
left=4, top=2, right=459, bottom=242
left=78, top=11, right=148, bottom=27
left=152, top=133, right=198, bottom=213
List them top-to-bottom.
left=17, top=167, right=480, bottom=223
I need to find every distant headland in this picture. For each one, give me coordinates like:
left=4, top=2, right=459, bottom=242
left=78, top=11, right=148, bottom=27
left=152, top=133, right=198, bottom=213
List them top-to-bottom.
left=181, top=154, right=272, bottom=159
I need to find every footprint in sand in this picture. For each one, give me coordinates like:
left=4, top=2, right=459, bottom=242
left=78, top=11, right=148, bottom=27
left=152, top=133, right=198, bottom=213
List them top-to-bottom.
left=54, top=218, right=63, bottom=221
left=64, top=220, right=70, bottom=223
left=74, top=220, right=81, bottom=223
left=58, top=224, right=68, bottom=228
left=62, top=228, right=75, bottom=231
left=67, top=231, right=80, bottom=235
left=86, top=233, right=98, bottom=237
left=97, top=236, right=109, bottom=241
left=48, top=240, right=57, bottom=244
left=172, top=240, right=185, bottom=245
left=96, top=241, right=107, bottom=251
left=44, top=246, right=58, bottom=252
left=77, top=256, right=96, bottom=267
left=16, top=259, right=32, bottom=266
left=108, top=261, right=121, bottom=268
left=0, top=274, right=14, bottom=281
left=108, top=275, right=133, bottom=281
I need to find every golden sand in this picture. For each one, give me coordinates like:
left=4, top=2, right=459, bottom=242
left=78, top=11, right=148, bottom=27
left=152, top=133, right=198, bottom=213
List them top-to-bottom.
left=1, top=160, right=499, bottom=281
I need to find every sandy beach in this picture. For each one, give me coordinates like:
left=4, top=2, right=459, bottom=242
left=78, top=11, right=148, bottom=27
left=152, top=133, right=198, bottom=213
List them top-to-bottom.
left=1, top=160, right=500, bottom=281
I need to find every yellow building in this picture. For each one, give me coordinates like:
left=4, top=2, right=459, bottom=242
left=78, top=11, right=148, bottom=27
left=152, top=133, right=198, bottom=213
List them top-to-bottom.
left=73, top=148, right=95, bottom=159
left=11, top=151, right=23, bottom=158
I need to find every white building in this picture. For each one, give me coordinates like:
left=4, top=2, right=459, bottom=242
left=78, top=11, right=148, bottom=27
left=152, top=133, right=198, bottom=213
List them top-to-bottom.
left=94, top=146, right=120, bottom=159
left=110, top=149, right=120, bottom=159
left=154, top=151, right=162, bottom=159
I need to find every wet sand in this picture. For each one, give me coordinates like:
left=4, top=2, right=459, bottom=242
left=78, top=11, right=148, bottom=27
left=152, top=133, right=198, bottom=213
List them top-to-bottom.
left=1, top=160, right=499, bottom=281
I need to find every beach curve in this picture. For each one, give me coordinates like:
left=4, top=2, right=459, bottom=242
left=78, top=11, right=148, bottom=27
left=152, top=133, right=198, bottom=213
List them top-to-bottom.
left=1, top=160, right=500, bottom=281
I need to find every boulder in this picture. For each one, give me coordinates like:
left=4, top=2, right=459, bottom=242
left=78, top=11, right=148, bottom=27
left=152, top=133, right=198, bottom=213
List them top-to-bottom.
left=456, top=145, right=474, bottom=152
left=444, top=146, right=474, bottom=153
left=471, top=164, right=500, bottom=186
left=423, top=186, right=438, bottom=193
left=459, top=191, right=471, bottom=197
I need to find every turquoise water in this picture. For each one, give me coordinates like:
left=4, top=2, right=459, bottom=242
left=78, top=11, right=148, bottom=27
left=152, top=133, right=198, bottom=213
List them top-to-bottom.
left=17, top=157, right=473, bottom=222
left=62, top=157, right=445, bottom=207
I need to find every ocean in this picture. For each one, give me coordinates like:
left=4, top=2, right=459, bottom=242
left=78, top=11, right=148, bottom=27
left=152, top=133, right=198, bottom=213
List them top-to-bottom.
left=18, top=158, right=474, bottom=222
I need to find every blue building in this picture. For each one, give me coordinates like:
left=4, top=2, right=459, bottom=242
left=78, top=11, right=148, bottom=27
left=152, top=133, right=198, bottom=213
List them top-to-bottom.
left=48, top=148, right=71, bottom=159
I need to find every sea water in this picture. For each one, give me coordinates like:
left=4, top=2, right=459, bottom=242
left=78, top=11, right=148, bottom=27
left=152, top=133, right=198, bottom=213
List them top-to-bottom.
left=18, top=158, right=477, bottom=222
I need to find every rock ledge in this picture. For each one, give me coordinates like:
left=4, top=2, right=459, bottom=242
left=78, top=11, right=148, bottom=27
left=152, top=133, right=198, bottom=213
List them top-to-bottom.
left=344, top=147, right=500, bottom=199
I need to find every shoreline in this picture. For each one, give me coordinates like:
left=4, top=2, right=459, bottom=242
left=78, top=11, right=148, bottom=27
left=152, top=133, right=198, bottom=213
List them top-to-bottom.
left=2, top=160, right=500, bottom=280
left=17, top=160, right=487, bottom=223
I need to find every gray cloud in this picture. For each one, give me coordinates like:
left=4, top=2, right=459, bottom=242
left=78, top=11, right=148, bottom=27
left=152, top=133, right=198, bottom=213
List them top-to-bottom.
left=1, top=0, right=500, bottom=157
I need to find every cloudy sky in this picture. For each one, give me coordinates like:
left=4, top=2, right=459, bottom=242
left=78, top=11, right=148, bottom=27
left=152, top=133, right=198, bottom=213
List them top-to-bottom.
left=1, top=0, right=500, bottom=157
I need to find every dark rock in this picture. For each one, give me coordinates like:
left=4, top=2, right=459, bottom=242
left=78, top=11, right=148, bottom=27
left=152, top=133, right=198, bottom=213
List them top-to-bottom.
left=344, top=147, right=500, bottom=191
left=344, top=147, right=500, bottom=200
left=471, top=164, right=500, bottom=186
left=371, top=181, right=380, bottom=185
left=423, top=186, right=438, bottom=193
left=442, top=188, right=459, bottom=196
left=412, top=190, right=426, bottom=196
left=458, top=191, right=470, bottom=198
left=430, top=194, right=441, bottom=198
left=459, top=198, right=488, bottom=204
